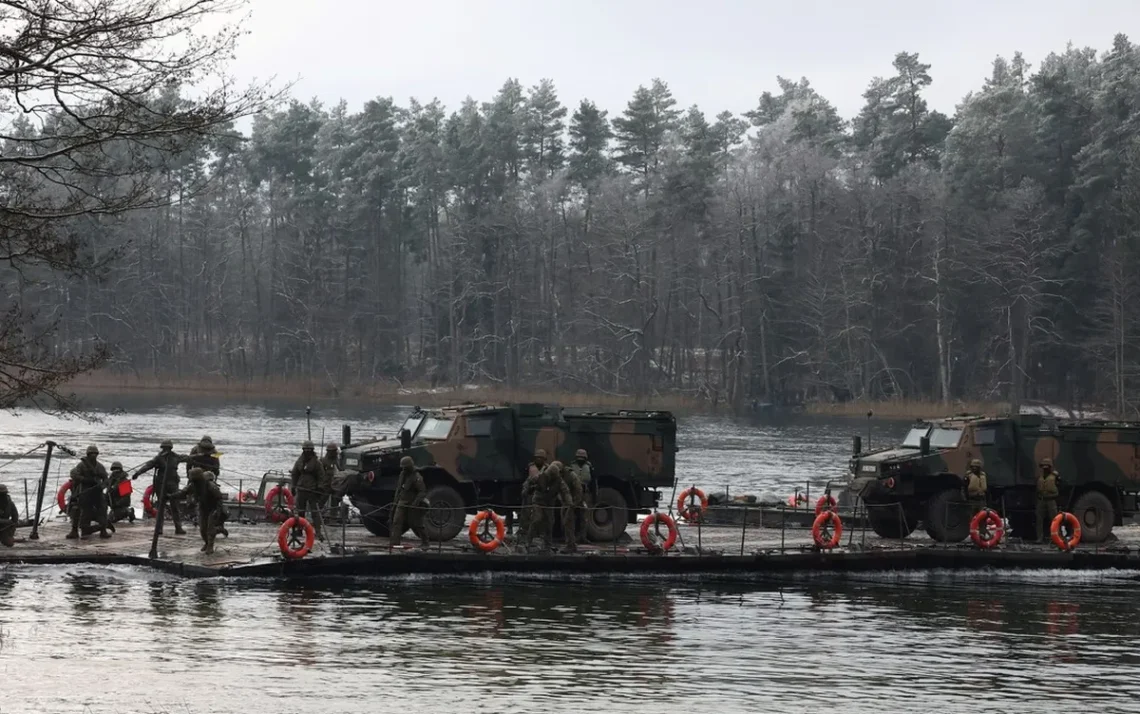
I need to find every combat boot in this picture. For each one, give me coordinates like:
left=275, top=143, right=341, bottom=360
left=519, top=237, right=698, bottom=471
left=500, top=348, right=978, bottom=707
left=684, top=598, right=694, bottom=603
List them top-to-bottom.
left=175, top=527, right=187, bottom=535
left=65, top=528, right=79, bottom=540
left=99, top=529, right=111, bottom=539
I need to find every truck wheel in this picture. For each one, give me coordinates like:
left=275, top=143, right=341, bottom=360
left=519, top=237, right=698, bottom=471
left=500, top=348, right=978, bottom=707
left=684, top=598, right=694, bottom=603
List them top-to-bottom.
left=421, top=485, right=466, bottom=542
left=586, top=487, right=628, bottom=542
left=924, top=488, right=970, bottom=543
left=1072, top=491, right=1115, bottom=543
left=357, top=501, right=401, bottom=538
left=865, top=501, right=917, bottom=538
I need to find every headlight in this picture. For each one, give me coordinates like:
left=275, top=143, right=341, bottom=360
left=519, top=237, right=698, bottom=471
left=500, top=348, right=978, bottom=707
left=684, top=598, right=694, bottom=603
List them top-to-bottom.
left=345, top=456, right=359, bottom=468
left=860, top=464, right=878, bottom=473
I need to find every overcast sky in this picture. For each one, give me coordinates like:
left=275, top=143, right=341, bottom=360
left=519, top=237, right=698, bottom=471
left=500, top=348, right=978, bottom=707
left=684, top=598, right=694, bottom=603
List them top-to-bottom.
left=228, top=0, right=1139, bottom=121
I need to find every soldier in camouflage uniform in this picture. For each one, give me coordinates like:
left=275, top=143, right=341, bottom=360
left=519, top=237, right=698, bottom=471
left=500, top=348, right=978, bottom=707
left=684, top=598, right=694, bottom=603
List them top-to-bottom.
left=186, top=436, right=220, bottom=478
left=133, top=439, right=187, bottom=535
left=290, top=441, right=326, bottom=539
left=320, top=442, right=340, bottom=515
left=67, top=445, right=111, bottom=540
left=513, top=448, right=548, bottom=537
left=568, top=448, right=593, bottom=542
left=390, top=456, right=429, bottom=548
left=1036, top=457, right=1061, bottom=543
left=560, top=458, right=586, bottom=552
left=962, top=459, right=987, bottom=513
left=522, top=460, right=572, bottom=551
left=174, top=467, right=228, bottom=554
left=0, top=484, right=18, bottom=547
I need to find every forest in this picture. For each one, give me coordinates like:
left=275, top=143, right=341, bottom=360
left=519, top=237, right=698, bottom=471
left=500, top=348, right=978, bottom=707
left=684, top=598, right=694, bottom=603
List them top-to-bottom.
left=10, top=32, right=1140, bottom=414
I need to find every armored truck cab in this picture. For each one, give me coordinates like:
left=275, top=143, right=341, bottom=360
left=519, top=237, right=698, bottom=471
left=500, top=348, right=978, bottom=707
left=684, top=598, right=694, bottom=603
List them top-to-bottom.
left=340, top=403, right=677, bottom=542
left=849, top=414, right=1140, bottom=543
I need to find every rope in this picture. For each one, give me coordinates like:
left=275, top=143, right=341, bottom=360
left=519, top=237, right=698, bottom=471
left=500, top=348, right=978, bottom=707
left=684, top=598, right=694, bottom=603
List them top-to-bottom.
left=0, top=443, right=45, bottom=472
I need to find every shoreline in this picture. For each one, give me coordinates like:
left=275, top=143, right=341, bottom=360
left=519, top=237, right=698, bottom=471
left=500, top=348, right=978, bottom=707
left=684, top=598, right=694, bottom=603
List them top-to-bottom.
left=64, top=373, right=1007, bottom=419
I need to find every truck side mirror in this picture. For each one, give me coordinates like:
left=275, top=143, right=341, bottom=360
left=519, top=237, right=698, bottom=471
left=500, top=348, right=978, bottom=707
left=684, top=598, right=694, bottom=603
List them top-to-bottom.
left=342, top=424, right=351, bottom=448
left=400, top=428, right=412, bottom=451
left=852, top=435, right=862, bottom=456
left=920, top=436, right=930, bottom=455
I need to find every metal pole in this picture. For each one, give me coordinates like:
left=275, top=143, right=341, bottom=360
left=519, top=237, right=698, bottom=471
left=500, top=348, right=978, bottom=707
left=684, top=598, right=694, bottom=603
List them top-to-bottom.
left=306, top=406, right=312, bottom=441
left=29, top=441, right=55, bottom=540
left=148, top=470, right=169, bottom=560
left=23, top=478, right=29, bottom=521
left=238, top=478, right=243, bottom=521
left=341, top=503, right=347, bottom=553
left=780, top=504, right=786, bottom=552
left=740, top=506, right=747, bottom=556
left=697, top=512, right=702, bottom=555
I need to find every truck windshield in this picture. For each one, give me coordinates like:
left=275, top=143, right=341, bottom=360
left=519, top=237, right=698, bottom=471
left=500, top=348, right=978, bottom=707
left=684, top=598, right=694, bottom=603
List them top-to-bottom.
left=401, top=415, right=424, bottom=437
left=416, top=417, right=453, bottom=440
left=902, top=427, right=930, bottom=447
left=930, top=428, right=963, bottom=448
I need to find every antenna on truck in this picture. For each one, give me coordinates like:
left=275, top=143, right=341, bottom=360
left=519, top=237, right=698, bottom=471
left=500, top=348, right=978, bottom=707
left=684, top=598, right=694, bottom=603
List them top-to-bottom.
left=866, top=410, right=873, bottom=451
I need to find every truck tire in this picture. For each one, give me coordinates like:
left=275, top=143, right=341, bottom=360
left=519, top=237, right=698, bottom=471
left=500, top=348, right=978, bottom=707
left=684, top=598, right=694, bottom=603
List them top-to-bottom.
left=421, top=484, right=466, bottom=542
left=586, top=487, right=629, bottom=542
left=924, top=488, right=970, bottom=543
left=1072, top=491, right=1115, bottom=543
left=357, top=500, right=403, bottom=538
left=865, top=500, right=918, bottom=538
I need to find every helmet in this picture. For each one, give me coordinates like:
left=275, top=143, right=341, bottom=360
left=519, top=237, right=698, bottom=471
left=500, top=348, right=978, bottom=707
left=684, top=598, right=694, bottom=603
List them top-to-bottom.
left=201, top=435, right=212, bottom=443
left=198, top=437, right=214, bottom=450
left=160, top=439, right=173, bottom=450
left=302, top=440, right=314, bottom=451
left=326, top=442, right=339, bottom=451
left=86, top=445, right=99, bottom=456
left=575, top=448, right=588, bottom=459
left=534, top=449, right=547, bottom=460
left=400, top=456, right=415, bottom=469
left=1040, top=457, right=1053, bottom=468
left=969, top=459, right=982, bottom=468
left=548, top=460, right=563, bottom=472
left=111, top=461, right=123, bottom=470
left=188, top=467, right=205, bottom=481
left=0, top=484, right=8, bottom=495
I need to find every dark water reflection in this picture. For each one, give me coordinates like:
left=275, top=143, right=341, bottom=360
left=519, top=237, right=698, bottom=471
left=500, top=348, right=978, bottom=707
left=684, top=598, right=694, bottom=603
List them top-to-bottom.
left=2, top=567, right=1139, bottom=713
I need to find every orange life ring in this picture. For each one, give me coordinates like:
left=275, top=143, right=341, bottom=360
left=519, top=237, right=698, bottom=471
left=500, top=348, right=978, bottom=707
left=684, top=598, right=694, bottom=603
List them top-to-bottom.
left=56, top=482, right=72, bottom=513
left=142, top=484, right=158, bottom=518
left=264, top=485, right=294, bottom=523
left=676, top=487, right=708, bottom=522
left=235, top=489, right=257, bottom=504
left=814, top=494, right=837, bottom=515
left=969, top=509, right=1004, bottom=549
left=468, top=510, right=506, bottom=552
left=812, top=511, right=843, bottom=549
left=1051, top=512, right=1081, bottom=551
left=640, top=513, right=679, bottom=553
left=278, top=516, right=315, bottom=559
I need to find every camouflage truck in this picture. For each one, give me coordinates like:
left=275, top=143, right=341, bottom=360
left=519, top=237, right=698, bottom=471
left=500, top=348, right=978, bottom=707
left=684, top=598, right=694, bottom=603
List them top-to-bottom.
left=338, top=403, right=677, bottom=542
left=848, top=414, right=1140, bottom=543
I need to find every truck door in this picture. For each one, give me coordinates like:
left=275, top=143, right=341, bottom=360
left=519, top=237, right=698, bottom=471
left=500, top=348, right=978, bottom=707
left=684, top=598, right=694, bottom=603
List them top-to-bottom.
left=458, top=409, right=516, bottom=483
left=972, top=420, right=1022, bottom=488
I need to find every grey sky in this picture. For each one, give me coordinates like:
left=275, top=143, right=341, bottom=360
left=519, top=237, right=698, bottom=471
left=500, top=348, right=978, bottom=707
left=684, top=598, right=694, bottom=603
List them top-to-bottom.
left=231, top=0, right=1139, bottom=121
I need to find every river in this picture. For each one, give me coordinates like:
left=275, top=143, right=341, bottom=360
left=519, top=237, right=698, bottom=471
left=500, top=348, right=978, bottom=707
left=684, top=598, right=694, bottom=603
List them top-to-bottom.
left=1, top=397, right=1137, bottom=713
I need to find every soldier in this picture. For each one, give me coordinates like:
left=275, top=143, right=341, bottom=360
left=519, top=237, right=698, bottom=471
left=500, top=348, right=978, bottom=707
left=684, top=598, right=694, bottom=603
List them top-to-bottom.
left=186, top=435, right=220, bottom=477
left=133, top=439, right=187, bottom=535
left=290, top=441, right=326, bottom=539
left=320, top=442, right=340, bottom=513
left=67, top=445, right=111, bottom=540
left=512, top=448, right=548, bottom=537
left=568, top=448, right=593, bottom=540
left=390, top=456, right=429, bottom=549
left=1036, top=457, right=1061, bottom=543
left=560, top=459, right=586, bottom=553
left=963, top=459, right=987, bottom=513
left=522, top=460, right=571, bottom=552
left=106, top=462, right=132, bottom=526
left=174, top=467, right=228, bottom=554
left=0, top=484, right=18, bottom=547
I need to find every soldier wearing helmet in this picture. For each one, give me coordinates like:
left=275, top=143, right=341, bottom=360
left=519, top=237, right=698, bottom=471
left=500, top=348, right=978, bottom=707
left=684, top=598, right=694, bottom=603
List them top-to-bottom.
left=186, top=435, right=220, bottom=478
left=134, top=439, right=187, bottom=535
left=290, top=440, right=326, bottom=539
left=320, top=442, right=341, bottom=514
left=67, top=444, right=111, bottom=540
left=390, top=455, right=429, bottom=549
left=559, top=455, right=588, bottom=552
left=1036, top=457, right=1061, bottom=543
left=962, top=458, right=987, bottom=513
left=521, top=460, right=572, bottom=552
left=173, top=467, right=228, bottom=554
left=0, top=483, right=18, bottom=547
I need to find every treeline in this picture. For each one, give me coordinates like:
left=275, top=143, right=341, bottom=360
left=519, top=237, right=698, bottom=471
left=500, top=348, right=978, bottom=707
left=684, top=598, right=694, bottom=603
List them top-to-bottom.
left=14, top=35, right=1140, bottom=413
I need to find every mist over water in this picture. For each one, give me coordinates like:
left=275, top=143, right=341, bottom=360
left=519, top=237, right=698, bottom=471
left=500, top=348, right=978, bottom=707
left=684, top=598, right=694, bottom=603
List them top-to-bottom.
left=2, top=398, right=1133, bottom=713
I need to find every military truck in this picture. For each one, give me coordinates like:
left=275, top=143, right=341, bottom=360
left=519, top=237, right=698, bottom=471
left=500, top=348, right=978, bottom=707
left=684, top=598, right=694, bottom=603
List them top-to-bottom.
left=339, top=403, right=677, bottom=542
left=847, top=414, right=1140, bottom=543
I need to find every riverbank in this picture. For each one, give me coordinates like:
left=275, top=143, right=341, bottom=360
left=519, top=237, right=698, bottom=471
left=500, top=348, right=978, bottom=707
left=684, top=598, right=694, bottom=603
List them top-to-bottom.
left=804, top=399, right=1008, bottom=419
